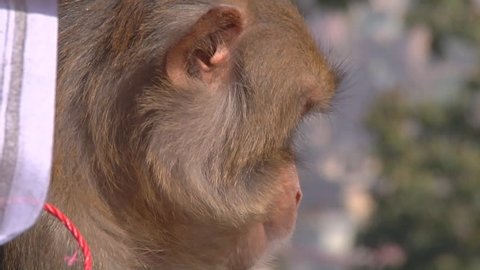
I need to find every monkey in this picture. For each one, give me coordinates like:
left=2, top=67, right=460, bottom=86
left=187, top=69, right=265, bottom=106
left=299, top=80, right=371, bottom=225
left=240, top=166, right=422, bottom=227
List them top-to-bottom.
left=0, top=0, right=340, bottom=269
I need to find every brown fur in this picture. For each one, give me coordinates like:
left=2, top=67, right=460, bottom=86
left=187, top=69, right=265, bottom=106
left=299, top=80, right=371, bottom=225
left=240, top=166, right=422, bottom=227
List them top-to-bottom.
left=0, top=0, right=339, bottom=269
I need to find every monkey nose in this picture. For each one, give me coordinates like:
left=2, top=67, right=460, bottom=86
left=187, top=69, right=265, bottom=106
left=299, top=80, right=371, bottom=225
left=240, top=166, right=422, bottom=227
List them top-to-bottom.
left=295, top=189, right=302, bottom=207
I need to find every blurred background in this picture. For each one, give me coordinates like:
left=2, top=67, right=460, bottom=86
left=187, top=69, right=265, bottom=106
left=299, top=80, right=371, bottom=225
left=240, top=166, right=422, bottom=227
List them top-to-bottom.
left=267, top=0, right=480, bottom=269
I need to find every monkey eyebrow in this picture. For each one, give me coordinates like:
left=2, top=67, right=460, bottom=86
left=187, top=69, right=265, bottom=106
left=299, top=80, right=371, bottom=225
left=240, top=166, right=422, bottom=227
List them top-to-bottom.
left=325, top=55, right=348, bottom=90
left=322, top=59, right=349, bottom=114
left=301, top=65, right=345, bottom=116
left=333, top=69, right=346, bottom=88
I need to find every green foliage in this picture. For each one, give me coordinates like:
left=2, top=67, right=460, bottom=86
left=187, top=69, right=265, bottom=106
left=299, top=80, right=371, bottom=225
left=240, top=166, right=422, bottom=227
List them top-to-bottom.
left=357, top=0, right=480, bottom=268
left=408, top=0, right=480, bottom=56
left=357, top=86, right=480, bottom=270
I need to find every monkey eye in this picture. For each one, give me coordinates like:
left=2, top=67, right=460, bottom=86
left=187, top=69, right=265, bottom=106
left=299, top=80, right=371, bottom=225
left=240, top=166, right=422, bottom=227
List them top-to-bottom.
left=301, top=74, right=342, bottom=117
left=300, top=93, right=324, bottom=117
left=302, top=98, right=316, bottom=115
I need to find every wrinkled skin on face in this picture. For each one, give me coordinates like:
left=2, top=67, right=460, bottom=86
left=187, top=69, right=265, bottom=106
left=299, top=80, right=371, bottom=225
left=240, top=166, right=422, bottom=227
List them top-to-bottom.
left=0, top=1, right=339, bottom=269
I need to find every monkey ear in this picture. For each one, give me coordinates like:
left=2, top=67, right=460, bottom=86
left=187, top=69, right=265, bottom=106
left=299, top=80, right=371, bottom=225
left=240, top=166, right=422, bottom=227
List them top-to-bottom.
left=165, top=6, right=245, bottom=89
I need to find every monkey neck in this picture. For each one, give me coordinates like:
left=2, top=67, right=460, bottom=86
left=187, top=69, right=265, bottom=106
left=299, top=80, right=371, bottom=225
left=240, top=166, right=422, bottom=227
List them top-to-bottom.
left=48, top=159, right=145, bottom=269
left=49, top=159, right=246, bottom=269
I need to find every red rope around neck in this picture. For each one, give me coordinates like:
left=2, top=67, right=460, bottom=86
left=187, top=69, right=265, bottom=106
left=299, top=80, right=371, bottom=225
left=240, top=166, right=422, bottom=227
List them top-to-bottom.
left=43, top=203, right=93, bottom=270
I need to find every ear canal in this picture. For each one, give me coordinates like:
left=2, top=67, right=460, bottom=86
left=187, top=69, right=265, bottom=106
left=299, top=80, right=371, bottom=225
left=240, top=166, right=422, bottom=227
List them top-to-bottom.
left=165, top=6, right=245, bottom=89
left=192, top=32, right=231, bottom=73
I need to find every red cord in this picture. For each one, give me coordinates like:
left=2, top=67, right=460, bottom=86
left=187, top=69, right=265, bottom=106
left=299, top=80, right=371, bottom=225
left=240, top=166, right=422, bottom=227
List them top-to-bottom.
left=43, top=203, right=93, bottom=270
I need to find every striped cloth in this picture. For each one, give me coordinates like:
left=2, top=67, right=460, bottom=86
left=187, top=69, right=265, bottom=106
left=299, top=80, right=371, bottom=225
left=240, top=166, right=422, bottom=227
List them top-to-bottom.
left=0, top=0, right=57, bottom=244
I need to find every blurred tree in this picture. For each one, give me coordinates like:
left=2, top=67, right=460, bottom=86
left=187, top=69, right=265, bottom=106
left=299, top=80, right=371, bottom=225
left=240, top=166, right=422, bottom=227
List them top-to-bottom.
left=408, top=0, right=480, bottom=56
left=356, top=1, right=480, bottom=269
left=356, top=85, right=480, bottom=270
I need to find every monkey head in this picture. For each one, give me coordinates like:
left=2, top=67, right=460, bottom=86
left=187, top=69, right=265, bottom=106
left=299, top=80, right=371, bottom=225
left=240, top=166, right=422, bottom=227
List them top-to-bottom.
left=53, top=0, right=341, bottom=269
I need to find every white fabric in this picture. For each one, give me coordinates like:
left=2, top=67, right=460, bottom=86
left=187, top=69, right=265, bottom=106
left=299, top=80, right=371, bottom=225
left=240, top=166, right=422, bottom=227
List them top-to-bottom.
left=0, top=0, right=57, bottom=244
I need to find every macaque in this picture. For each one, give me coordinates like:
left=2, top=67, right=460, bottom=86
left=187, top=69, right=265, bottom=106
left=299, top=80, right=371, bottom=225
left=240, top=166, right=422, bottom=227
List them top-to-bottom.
left=1, top=0, right=339, bottom=269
